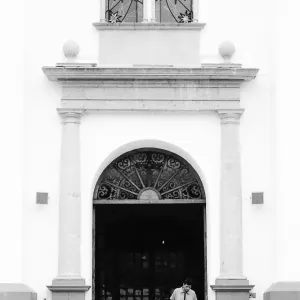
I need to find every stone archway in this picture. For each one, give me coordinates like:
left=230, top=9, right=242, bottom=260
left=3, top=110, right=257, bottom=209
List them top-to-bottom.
left=93, top=148, right=207, bottom=300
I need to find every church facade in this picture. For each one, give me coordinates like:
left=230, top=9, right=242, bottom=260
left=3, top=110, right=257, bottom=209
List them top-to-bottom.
left=1, top=0, right=300, bottom=300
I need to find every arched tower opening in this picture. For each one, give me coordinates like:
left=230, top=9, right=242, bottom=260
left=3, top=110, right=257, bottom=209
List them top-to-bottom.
left=93, top=148, right=207, bottom=300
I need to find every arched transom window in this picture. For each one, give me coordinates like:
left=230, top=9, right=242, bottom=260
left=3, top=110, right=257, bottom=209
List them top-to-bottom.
left=93, top=148, right=205, bottom=201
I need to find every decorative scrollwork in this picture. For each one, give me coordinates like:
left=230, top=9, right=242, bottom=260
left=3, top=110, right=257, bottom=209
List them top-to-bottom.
left=106, top=0, right=143, bottom=23
left=155, top=0, right=193, bottom=23
left=93, top=149, right=205, bottom=201
left=134, top=152, right=147, bottom=163
left=152, top=153, right=165, bottom=163
left=117, top=157, right=131, bottom=170
left=167, top=157, right=181, bottom=169
left=98, top=184, right=109, bottom=197
left=164, top=190, right=181, bottom=199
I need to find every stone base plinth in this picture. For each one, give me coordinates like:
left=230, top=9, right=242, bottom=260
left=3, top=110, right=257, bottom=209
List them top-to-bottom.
left=47, top=278, right=90, bottom=300
left=211, top=279, right=254, bottom=300
left=264, top=282, right=300, bottom=300
left=0, top=283, right=37, bottom=300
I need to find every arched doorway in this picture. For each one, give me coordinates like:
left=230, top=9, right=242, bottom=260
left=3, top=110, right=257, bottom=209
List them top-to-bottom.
left=93, top=148, right=207, bottom=300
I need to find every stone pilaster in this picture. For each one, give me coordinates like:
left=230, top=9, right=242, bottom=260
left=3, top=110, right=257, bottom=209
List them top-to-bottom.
left=100, top=0, right=106, bottom=22
left=142, top=0, right=148, bottom=22
left=150, top=0, right=156, bottom=22
left=192, top=0, right=199, bottom=22
left=211, top=109, right=254, bottom=300
left=48, top=110, right=90, bottom=300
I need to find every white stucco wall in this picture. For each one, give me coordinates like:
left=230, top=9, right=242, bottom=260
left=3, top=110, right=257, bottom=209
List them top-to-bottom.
left=0, top=0, right=23, bottom=283
left=8, top=0, right=299, bottom=299
left=22, top=0, right=98, bottom=297
left=200, top=0, right=278, bottom=297
left=275, top=0, right=300, bottom=282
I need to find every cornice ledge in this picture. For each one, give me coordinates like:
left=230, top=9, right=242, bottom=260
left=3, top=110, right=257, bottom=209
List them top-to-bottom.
left=92, top=22, right=206, bottom=31
left=42, top=66, right=259, bottom=82
left=57, top=108, right=86, bottom=115
left=217, top=108, right=245, bottom=115
left=47, top=285, right=91, bottom=292
left=210, top=285, right=254, bottom=292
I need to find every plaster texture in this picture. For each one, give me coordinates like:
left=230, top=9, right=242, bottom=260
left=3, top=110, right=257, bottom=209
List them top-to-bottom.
left=96, top=28, right=203, bottom=65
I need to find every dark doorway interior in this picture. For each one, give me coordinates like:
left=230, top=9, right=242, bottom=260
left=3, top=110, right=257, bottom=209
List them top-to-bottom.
left=94, top=204, right=206, bottom=300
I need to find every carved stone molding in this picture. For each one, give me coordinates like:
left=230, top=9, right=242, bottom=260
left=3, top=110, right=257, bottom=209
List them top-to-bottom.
left=92, top=22, right=206, bottom=31
left=42, top=66, right=259, bottom=112
left=42, top=66, right=258, bottom=82
left=58, top=109, right=85, bottom=124
left=217, top=109, right=244, bottom=124
left=48, top=282, right=91, bottom=300
left=211, top=283, right=254, bottom=300
left=211, top=284, right=254, bottom=292
left=48, top=285, right=91, bottom=292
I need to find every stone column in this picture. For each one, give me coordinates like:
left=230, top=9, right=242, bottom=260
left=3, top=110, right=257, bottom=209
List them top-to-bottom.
left=100, top=0, right=106, bottom=22
left=142, top=0, right=148, bottom=22
left=150, top=0, right=156, bottom=22
left=192, top=0, right=199, bottom=22
left=211, top=109, right=253, bottom=300
left=48, top=110, right=90, bottom=300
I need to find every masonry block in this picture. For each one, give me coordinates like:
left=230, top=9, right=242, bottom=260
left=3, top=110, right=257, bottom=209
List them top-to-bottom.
left=264, top=282, right=300, bottom=300
left=0, top=283, right=37, bottom=300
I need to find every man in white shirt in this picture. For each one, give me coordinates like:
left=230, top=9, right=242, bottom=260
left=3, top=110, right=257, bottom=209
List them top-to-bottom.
left=170, top=278, right=197, bottom=300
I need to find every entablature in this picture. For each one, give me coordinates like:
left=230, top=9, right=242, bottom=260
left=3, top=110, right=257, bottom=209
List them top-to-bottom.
left=42, top=65, right=259, bottom=112
left=43, top=65, right=258, bottom=81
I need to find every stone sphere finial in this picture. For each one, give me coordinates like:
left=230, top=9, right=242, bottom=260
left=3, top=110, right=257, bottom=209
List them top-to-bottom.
left=63, top=40, right=80, bottom=58
left=219, top=41, right=236, bottom=63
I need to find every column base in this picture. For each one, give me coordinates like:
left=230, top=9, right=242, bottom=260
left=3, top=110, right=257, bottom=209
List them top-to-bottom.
left=47, top=277, right=90, bottom=300
left=211, top=278, right=254, bottom=300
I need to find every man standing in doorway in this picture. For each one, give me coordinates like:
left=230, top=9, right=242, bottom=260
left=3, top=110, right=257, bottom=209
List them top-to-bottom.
left=170, top=278, right=197, bottom=300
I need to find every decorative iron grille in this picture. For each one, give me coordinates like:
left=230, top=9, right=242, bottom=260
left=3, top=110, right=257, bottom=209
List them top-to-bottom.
left=106, top=0, right=143, bottom=23
left=155, top=0, right=193, bottom=23
left=93, top=149, right=205, bottom=201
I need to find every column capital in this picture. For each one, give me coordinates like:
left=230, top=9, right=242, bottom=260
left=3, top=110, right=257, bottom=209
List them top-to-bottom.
left=57, top=109, right=85, bottom=124
left=217, top=109, right=244, bottom=124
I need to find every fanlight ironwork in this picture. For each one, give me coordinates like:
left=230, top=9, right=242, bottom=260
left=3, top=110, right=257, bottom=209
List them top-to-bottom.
left=93, top=148, right=205, bottom=201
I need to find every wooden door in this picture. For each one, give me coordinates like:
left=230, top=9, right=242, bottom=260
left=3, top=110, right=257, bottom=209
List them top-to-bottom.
left=94, top=204, right=205, bottom=300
